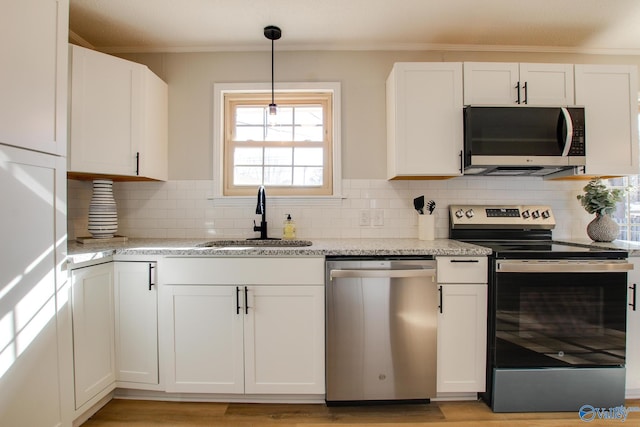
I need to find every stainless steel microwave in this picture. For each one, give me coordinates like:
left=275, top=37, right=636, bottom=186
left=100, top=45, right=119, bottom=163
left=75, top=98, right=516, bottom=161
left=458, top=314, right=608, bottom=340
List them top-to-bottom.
left=463, top=106, right=586, bottom=176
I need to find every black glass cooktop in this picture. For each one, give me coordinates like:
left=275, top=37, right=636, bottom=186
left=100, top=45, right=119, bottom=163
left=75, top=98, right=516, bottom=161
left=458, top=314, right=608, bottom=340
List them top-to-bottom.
left=470, top=240, right=627, bottom=259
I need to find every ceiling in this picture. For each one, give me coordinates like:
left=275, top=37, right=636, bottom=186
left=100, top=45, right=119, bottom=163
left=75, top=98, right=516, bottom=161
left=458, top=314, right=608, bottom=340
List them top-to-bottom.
left=69, top=0, right=640, bottom=55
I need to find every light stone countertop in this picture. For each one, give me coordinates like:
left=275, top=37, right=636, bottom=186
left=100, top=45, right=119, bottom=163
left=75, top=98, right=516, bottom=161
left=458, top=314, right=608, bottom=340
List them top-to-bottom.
left=67, top=237, right=492, bottom=264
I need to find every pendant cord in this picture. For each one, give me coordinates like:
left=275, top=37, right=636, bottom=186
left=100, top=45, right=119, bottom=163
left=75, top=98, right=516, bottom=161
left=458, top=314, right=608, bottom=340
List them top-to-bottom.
left=271, top=38, right=275, bottom=107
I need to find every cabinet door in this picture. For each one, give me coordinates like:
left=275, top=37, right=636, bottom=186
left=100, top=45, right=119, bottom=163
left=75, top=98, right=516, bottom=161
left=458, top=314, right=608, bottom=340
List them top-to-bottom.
left=0, top=0, right=67, bottom=156
left=69, top=45, right=143, bottom=176
left=387, top=62, right=463, bottom=178
left=463, top=62, right=519, bottom=105
left=519, top=63, right=574, bottom=105
left=575, top=64, right=639, bottom=176
left=139, top=72, right=169, bottom=181
left=0, top=145, right=67, bottom=427
left=627, top=259, right=640, bottom=396
left=71, top=262, right=116, bottom=409
left=114, top=262, right=158, bottom=385
left=437, top=284, right=487, bottom=393
left=162, top=286, right=244, bottom=393
left=244, top=286, right=325, bottom=394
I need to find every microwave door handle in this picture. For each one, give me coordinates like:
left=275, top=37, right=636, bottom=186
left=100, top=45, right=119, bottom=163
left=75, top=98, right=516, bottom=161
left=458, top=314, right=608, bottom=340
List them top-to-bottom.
left=560, top=107, right=573, bottom=157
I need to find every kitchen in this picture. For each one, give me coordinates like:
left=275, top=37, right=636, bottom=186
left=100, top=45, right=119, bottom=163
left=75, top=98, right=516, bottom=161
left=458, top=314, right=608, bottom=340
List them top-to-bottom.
left=4, top=0, right=640, bottom=426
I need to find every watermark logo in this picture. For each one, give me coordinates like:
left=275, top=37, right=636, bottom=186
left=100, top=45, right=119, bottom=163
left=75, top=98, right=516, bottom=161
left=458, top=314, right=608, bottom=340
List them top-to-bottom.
left=579, top=404, right=640, bottom=422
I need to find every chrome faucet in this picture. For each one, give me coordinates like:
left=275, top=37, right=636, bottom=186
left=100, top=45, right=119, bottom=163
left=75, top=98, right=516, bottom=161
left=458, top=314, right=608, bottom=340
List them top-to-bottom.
left=252, top=185, right=269, bottom=239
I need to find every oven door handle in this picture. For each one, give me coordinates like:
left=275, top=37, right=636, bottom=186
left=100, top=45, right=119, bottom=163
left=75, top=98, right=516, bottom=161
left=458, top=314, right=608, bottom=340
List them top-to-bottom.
left=496, top=260, right=633, bottom=273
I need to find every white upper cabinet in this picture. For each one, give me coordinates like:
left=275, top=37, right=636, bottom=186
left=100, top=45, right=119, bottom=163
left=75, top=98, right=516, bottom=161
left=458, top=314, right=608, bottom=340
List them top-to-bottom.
left=0, top=0, right=68, bottom=155
left=69, top=45, right=168, bottom=180
left=387, top=62, right=464, bottom=179
left=463, top=62, right=574, bottom=106
left=574, top=64, right=639, bottom=177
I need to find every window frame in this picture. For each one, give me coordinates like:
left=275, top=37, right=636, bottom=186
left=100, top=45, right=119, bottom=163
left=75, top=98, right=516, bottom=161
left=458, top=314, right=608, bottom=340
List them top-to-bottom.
left=213, top=82, right=342, bottom=201
left=224, top=92, right=333, bottom=196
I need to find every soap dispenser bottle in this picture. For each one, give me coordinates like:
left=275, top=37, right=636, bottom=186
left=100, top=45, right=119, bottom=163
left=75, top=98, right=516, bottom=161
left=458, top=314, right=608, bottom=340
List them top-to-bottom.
left=283, top=214, right=296, bottom=240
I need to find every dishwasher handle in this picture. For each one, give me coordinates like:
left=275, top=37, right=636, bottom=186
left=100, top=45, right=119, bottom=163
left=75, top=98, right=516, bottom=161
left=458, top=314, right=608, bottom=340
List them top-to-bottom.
left=330, top=268, right=436, bottom=281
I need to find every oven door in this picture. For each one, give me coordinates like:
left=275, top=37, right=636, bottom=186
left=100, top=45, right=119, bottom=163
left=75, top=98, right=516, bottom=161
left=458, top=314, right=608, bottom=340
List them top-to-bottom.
left=493, top=259, right=631, bottom=369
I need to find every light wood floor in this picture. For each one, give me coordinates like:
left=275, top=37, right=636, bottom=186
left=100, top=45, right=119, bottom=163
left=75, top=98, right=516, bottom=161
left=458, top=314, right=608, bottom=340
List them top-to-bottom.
left=81, top=398, right=640, bottom=426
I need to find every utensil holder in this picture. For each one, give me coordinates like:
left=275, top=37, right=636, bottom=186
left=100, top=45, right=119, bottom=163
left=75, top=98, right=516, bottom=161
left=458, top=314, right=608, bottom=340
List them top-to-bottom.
left=418, top=214, right=435, bottom=241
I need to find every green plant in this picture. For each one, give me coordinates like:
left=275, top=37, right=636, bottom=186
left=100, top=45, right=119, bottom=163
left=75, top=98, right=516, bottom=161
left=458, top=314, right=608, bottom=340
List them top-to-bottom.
left=576, top=178, right=625, bottom=216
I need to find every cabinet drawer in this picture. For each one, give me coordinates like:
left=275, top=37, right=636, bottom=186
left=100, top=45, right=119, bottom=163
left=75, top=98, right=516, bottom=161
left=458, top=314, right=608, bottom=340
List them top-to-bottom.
left=161, top=257, right=325, bottom=285
left=437, top=257, right=487, bottom=283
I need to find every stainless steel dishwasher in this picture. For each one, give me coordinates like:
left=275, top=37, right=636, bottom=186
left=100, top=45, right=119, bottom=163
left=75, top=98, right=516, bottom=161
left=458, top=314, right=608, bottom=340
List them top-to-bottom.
left=325, top=257, right=438, bottom=404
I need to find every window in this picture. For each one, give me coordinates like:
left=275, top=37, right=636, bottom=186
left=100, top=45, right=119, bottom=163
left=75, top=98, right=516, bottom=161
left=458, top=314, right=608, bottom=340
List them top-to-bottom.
left=214, top=83, right=340, bottom=198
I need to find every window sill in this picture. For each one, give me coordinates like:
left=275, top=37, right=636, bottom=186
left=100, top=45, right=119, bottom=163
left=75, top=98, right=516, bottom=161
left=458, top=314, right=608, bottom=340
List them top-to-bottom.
left=207, top=195, right=344, bottom=207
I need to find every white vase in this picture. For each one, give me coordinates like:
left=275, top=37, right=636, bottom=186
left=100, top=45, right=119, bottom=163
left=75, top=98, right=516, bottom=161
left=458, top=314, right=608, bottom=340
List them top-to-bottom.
left=87, top=179, right=118, bottom=239
left=586, top=213, right=619, bottom=242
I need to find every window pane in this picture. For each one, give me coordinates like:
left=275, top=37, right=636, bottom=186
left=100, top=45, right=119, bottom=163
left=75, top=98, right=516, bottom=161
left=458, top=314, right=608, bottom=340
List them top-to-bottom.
left=236, top=107, right=265, bottom=125
left=275, top=107, right=293, bottom=125
left=296, top=107, right=323, bottom=125
left=266, top=125, right=293, bottom=141
left=295, top=125, right=323, bottom=142
left=235, top=126, right=264, bottom=141
left=234, top=147, right=263, bottom=165
left=264, top=147, right=292, bottom=165
left=294, top=148, right=323, bottom=166
left=234, top=167, right=262, bottom=186
left=264, top=167, right=292, bottom=185
left=293, top=167, right=323, bottom=186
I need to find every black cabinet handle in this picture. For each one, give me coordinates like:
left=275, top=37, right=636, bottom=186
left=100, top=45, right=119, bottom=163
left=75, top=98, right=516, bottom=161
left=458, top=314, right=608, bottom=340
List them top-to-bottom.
left=515, top=81, right=521, bottom=104
left=522, top=81, right=528, bottom=104
left=459, top=150, right=463, bottom=174
left=136, top=152, right=140, bottom=176
left=450, top=259, right=480, bottom=263
left=148, top=263, right=156, bottom=290
left=630, top=284, right=637, bottom=312
left=236, top=286, right=241, bottom=314
left=244, top=286, right=250, bottom=314
left=438, top=286, right=443, bottom=314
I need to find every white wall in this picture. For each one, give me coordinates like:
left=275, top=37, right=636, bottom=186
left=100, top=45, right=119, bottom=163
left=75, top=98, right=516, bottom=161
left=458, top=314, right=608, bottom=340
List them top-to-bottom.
left=68, top=177, right=592, bottom=241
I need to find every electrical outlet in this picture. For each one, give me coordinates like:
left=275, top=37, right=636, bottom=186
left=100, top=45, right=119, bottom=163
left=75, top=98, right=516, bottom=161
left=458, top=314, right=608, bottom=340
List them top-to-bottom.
left=359, top=210, right=371, bottom=227
left=372, top=210, right=384, bottom=226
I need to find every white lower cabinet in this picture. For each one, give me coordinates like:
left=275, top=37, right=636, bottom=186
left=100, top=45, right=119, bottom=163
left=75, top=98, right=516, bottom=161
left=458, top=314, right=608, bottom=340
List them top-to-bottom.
left=436, top=256, right=488, bottom=394
left=160, top=257, right=326, bottom=396
left=627, top=258, right=640, bottom=397
left=114, top=261, right=159, bottom=386
left=71, top=262, right=116, bottom=409
left=164, top=285, right=245, bottom=393
left=244, top=285, right=325, bottom=394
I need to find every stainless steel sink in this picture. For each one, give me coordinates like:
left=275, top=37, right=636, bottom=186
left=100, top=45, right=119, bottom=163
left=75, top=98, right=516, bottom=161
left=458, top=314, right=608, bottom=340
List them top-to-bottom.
left=198, top=239, right=313, bottom=248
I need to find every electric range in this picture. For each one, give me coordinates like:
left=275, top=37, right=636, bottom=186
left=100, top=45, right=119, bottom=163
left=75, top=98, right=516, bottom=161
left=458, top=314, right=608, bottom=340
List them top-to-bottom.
left=449, top=204, right=631, bottom=413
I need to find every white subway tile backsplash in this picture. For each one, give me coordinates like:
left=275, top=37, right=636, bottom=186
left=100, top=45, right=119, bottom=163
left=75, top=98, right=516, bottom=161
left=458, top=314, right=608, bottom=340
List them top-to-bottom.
left=66, top=177, right=589, bottom=241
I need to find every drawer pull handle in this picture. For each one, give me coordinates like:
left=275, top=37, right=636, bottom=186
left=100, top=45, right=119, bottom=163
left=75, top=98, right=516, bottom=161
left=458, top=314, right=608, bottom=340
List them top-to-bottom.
left=450, top=259, right=480, bottom=263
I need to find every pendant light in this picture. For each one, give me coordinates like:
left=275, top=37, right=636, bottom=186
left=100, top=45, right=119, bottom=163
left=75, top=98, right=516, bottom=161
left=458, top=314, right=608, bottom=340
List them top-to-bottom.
left=264, top=25, right=281, bottom=116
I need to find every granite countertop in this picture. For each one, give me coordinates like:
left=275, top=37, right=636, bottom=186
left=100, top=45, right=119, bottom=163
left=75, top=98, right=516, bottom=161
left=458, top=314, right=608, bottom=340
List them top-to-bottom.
left=67, top=237, right=492, bottom=263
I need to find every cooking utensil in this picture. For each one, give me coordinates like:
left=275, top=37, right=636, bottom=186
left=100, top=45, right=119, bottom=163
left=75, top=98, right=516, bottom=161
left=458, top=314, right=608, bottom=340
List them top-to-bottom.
left=413, top=196, right=424, bottom=214
left=426, top=200, right=436, bottom=215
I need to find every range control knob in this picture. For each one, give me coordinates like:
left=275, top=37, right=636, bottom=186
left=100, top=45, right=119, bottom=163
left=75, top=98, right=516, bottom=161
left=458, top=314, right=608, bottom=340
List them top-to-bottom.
left=455, top=209, right=464, bottom=219
left=465, top=209, right=475, bottom=218
left=522, top=210, right=530, bottom=219
left=531, top=210, right=540, bottom=219
left=541, top=210, right=551, bottom=219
